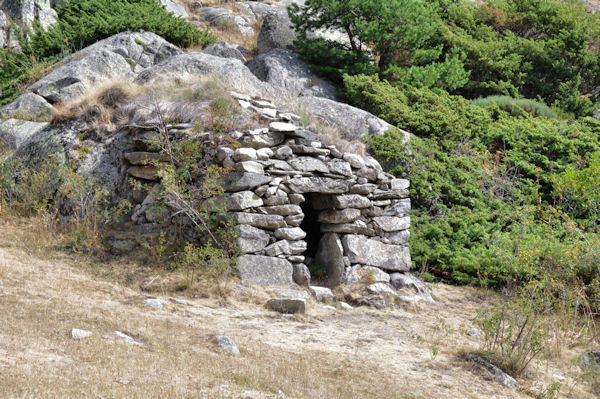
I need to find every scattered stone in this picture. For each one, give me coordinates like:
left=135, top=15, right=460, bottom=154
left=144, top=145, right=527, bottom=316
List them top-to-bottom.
left=158, top=0, right=188, bottom=18
left=31, top=31, right=181, bottom=103
left=298, top=96, right=406, bottom=141
left=0, top=119, right=50, bottom=150
left=107, top=239, right=134, bottom=252
left=292, top=263, right=311, bottom=286
left=346, top=265, right=390, bottom=284
left=390, top=273, right=434, bottom=303
left=367, top=283, right=397, bottom=296
left=309, top=286, right=334, bottom=302
left=274, top=289, right=310, bottom=301
left=396, top=295, right=422, bottom=303
left=144, top=297, right=167, bottom=308
left=168, top=297, right=188, bottom=306
left=267, top=298, right=306, bottom=314
left=339, top=302, right=353, bottom=310
left=323, top=305, right=336, bottom=311
left=466, top=328, right=483, bottom=337
left=71, top=329, right=93, bottom=339
left=114, top=331, right=142, bottom=346
left=212, top=335, right=240, bottom=355
left=581, top=350, right=600, bottom=369
left=464, top=353, right=520, bottom=390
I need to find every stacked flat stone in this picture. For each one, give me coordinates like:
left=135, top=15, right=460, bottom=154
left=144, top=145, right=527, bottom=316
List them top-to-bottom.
left=121, top=92, right=411, bottom=289
left=222, top=93, right=411, bottom=288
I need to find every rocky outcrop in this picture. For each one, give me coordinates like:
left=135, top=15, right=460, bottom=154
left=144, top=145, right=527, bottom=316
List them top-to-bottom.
left=2, top=0, right=57, bottom=31
left=192, top=6, right=254, bottom=36
left=257, top=10, right=296, bottom=54
left=30, top=31, right=182, bottom=104
left=202, top=41, right=248, bottom=62
left=247, top=49, right=337, bottom=100
left=135, top=52, right=272, bottom=98
left=298, top=96, right=407, bottom=141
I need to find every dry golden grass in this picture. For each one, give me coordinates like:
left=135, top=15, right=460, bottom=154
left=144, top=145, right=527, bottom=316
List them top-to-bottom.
left=51, top=79, right=141, bottom=126
left=1, top=216, right=599, bottom=398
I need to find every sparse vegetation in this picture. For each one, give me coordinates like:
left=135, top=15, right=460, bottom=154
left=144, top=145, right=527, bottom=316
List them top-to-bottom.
left=0, top=0, right=216, bottom=106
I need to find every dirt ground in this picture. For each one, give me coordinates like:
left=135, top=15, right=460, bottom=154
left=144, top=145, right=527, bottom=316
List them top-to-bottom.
left=0, top=221, right=596, bottom=398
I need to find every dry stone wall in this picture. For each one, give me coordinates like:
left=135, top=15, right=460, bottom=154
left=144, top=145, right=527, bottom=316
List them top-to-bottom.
left=124, top=92, right=411, bottom=289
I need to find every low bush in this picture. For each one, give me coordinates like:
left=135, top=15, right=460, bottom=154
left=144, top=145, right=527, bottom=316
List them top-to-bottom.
left=350, top=74, right=600, bottom=288
left=473, top=95, right=557, bottom=118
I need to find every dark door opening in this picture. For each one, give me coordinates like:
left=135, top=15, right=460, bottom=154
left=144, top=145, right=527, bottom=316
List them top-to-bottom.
left=299, top=193, right=326, bottom=281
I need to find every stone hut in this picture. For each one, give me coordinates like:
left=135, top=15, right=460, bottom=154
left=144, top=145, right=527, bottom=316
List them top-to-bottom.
left=124, top=92, right=411, bottom=289
left=215, top=93, right=411, bottom=288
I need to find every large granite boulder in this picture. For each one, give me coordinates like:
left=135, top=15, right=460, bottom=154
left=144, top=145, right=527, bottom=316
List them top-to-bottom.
left=257, top=10, right=296, bottom=54
left=30, top=31, right=182, bottom=103
left=247, top=49, right=337, bottom=100
left=135, top=52, right=273, bottom=98
left=298, top=96, right=410, bottom=141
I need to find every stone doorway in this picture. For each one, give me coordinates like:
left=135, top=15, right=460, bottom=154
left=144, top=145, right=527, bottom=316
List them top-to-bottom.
left=298, top=193, right=326, bottom=283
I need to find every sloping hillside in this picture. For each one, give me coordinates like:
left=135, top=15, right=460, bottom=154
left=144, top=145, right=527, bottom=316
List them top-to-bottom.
left=0, top=219, right=596, bottom=398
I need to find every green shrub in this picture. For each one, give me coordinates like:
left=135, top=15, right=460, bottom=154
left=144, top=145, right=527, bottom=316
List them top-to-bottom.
left=27, top=0, right=215, bottom=58
left=290, top=0, right=600, bottom=115
left=351, top=74, right=600, bottom=286
left=473, top=95, right=557, bottom=118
